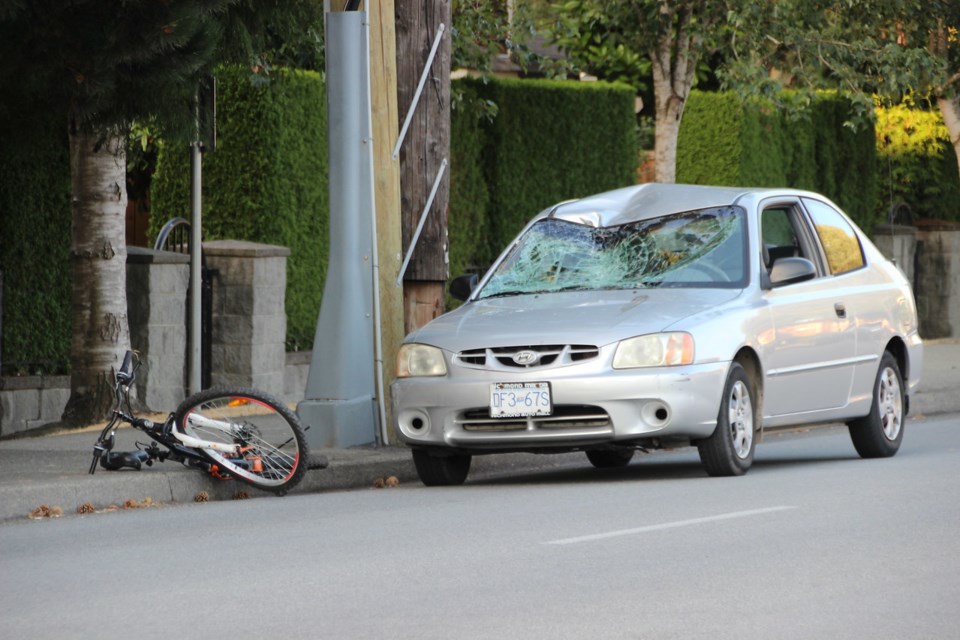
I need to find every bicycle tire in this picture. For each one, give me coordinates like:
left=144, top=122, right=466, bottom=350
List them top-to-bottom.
left=173, top=387, right=309, bottom=494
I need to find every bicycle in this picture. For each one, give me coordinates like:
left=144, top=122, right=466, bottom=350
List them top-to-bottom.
left=89, top=350, right=325, bottom=495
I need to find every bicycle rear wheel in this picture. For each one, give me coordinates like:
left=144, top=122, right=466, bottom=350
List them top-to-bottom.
left=173, top=387, right=308, bottom=494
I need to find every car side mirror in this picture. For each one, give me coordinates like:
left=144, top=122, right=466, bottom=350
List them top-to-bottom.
left=769, top=257, right=817, bottom=287
left=449, top=274, right=478, bottom=301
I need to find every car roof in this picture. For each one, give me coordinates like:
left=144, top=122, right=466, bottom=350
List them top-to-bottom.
left=548, top=183, right=784, bottom=227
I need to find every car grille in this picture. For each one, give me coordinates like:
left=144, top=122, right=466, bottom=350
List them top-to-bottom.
left=456, top=344, right=600, bottom=370
left=457, top=405, right=610, bottom=432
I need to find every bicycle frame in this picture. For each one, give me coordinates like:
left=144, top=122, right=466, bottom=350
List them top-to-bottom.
left=89, top=353, right=243, bottom=474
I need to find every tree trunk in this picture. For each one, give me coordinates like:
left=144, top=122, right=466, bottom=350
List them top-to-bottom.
left=395, top=0, right=451, bottom=332
left=650, top=5, right=701, bottom=184
left=651, top=66, right=686, bottom=184
left=939, top=95, right=960, bottom=184
left=62, top=126, right=132, bottom=426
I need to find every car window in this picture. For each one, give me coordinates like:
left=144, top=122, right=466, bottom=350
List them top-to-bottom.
left=802, top=198, right=865, bottom=275
left=477, top=206, right=746, bottom=298
left=760, top=208, right=800, bottom=269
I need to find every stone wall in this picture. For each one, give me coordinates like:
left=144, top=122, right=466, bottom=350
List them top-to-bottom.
left=873, top=221, right=960, bottom=340
left=914, top=223, right=960, bottom=339
left=872, top=224, right=917, bottom=286
left=2, top=240, right=295, bottom=437
left=0, top=374, right=69, bottom=437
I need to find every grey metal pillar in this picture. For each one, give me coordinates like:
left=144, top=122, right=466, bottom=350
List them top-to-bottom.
left=297, top=10, right=377, bottom=449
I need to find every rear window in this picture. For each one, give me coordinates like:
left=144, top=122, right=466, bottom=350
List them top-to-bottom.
left=802, top=198, right=865, bottom=275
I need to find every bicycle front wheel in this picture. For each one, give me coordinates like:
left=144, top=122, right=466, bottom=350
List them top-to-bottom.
left=173, top=387, right=308, bottom=494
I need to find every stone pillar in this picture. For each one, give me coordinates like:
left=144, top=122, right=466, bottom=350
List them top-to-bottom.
left=914, top=221, right=960, bottom=339
left=872, top=224, right=917, bottom=285
left=203, top=240, right=289, bottom=397
left=126, top=247, right=189, bottom=411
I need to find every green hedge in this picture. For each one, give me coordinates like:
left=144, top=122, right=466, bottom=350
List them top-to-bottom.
left=151, top=66, right=328, bottom=351
left=152, top=72, right=635, bottom=350
left=464, top=76, right=638, bottom=263
left=448, top=81, right=491, bottom=281
left=677, top=90, right=878, bottom=228
left=875, top=104, right=960, bottom=221
left=0, top=117, right=71, bottom=374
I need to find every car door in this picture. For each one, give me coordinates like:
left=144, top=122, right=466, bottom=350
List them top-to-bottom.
left=760, top=199, right=857, bottom=417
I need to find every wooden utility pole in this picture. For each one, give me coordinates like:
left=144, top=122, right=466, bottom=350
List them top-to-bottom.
left=367, top=0, right=404, bottom=440
left=395, top=0, right=451, bottom=333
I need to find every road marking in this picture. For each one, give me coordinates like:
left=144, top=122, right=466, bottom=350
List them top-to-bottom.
left=544, top=506, right=798, bottom=545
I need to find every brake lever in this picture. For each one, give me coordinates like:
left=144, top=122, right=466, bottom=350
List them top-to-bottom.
left=88, top=433, right=116, bottom=475
left=88, top=447, right=104, bottom=475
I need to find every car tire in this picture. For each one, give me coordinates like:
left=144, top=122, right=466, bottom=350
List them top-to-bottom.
left=847, top=352, right=904, bottom=459
left=697, top=361, right=756, bottom=477
left=586, top=449, right=635, bottom=469
left=412, top=450, right=472, bottom=486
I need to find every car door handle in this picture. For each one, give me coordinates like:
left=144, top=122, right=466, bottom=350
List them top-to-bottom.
left=834, top=303, right=846, bottom=319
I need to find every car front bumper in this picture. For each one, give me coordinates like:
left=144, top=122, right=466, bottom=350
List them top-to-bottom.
left=391, top=361, right=729, bottom=452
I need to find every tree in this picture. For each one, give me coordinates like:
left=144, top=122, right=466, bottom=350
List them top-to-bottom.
left=0, top=1, right=322, bottom=426
left=722, top=1, right=960, bottom=182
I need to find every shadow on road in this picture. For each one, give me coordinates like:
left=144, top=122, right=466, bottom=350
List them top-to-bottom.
left=467, top=445, right=862, bottom=487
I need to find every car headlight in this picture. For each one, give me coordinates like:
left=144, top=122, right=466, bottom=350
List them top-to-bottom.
left=613, top=332, right=694, bottom=369
left=396, top=343, right=448, bottom=377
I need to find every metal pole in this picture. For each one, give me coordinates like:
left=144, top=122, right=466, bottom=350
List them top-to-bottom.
left=297, top=10, right=377, bottom=449
left=189, top=142, right=202, bottom=394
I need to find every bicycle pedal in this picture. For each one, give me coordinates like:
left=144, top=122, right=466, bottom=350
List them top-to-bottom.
left=307, top=454, right=329, bottom=470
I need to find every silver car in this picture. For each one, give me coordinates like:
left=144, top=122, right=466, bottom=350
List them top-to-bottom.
left=391, top=184, right=923, bottom=485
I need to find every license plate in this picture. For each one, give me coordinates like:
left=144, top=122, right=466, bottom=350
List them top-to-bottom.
left=490, top=382, right=552, bottom=418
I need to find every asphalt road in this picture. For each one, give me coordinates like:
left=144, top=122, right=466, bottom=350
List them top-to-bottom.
left=2, top=414, right=958, bottom=640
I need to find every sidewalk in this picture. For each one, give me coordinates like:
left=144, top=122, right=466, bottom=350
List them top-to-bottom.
left=2, top=340, right=958, bottom=524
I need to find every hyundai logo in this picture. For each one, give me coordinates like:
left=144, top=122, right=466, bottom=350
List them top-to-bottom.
left=512, top=350, right=540, bottom=366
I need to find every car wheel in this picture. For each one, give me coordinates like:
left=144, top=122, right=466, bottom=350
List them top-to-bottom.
left=847, top=352, right=904, bottom=458
left=697, top=361, right=756, bottom=476
left=586, top=449, right=635, bottom=469
left=412, top=450, right=472, bottom=486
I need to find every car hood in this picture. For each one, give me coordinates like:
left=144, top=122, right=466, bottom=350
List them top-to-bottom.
left=407, top=288, right=743, bottom=352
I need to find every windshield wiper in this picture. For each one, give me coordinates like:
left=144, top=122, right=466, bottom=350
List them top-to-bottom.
left=478, top=289, right=535, bottom=299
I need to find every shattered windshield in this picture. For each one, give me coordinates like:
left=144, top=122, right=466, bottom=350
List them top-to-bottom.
left=478, top=206, right=746, bottom=298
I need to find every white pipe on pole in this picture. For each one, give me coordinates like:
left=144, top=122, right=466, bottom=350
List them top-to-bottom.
left=360, top=10, right=390, bottom=446
left=391, top=23, right=445, bottom=160
left=395, top=158, right=447, bottom=287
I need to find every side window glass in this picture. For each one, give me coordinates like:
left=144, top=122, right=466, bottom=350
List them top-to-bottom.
left=802, top=198, right=865, bottom=275
left=761, top=207, right=803, bottom=269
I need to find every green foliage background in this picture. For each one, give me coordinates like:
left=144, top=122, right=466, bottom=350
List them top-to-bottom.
left=151, top=65, right=329, bottom=352
left=466, top=76, right=638, bottom=266
left=447, top=81, right=492, bottom=282
left=677, top=90, right=878, bottom=228
left=875, top=104, right=960, bottom=221
left=0, top=117, right=72, bottom=374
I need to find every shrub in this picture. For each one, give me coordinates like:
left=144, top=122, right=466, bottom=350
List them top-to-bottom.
left=678, top=90, right=878, bottom=229
left=875, top=104, right=960, bottom=221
